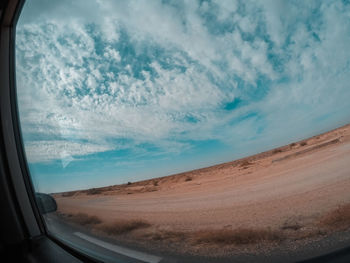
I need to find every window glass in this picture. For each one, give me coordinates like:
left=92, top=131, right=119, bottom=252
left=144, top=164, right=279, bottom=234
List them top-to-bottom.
left=16, top=1, right=350, bottom=262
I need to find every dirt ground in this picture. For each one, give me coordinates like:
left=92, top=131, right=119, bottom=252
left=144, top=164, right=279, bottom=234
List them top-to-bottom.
left=53, top=124, right=350, bottom=255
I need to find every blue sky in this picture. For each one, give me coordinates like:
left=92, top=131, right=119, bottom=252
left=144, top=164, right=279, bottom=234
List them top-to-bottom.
left=16, top=0, right=350, bottom=193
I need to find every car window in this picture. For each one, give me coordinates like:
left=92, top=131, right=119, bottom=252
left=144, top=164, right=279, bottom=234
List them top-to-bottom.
left=16, top=1, right=350, bottom=262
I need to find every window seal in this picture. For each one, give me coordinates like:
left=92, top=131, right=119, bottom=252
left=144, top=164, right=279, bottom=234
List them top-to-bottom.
left=0, top=0, right=44, bottom=239
left=1, top=1, right=99, bottom=262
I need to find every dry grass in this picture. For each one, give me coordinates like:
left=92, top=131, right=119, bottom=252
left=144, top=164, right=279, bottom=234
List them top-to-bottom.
left=239, top=160, right=254, bottom=168
left=318, top=204, right=350, bottom=230
left=58, top=212, right=152, bottom=235
left=59, top=212, right=102, bottom=226
left=98, top=219, right=151, bottom=235
left=281, top=219, right=302, bottom=231
left=281, top=224, right=302, bottom=231
left=143, top=228, right=286, bottom=246
left=193, top=228, right=284, bottom=245
left=294, top=229, right=326, bottom=240
left=144, top=230, right=186, bottom=242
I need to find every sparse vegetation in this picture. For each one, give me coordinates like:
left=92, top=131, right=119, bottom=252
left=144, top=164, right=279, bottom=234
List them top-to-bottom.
left=51, top=123, right=350, bottom=256
left=300, top=141, right=308, bottom=146
left=273, top=149, right=282, bottom=154
left=239, top=160, right=254, bottom=167
left=86, top=188, right=102, bottom=195
left=61, top=191, right=76, bottom=197
left=318, top=204, right=350, bottom=230
left=56, top=206, right=350, bottom=251
left=58, top=212, right=152, bottom=236
left=59, top=212, right=102, bottom=226
left=98, top=219, right=151, bottom=235
left=281, top=222, right=302, bottom=231
left=144, top=227, right=285, bottom=246
left=193, top=228, right=284, bottom=245
left=294, top=229, right=326, bottom=240
left=145, top=230, right=186, bottom=242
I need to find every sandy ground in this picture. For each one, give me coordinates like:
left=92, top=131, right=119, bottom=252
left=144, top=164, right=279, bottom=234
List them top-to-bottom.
left=55, top=124, right=350, bottom=234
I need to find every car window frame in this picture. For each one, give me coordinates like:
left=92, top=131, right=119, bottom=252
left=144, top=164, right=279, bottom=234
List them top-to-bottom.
left=0, top=1, right=96, bottom=262
left=2, top=1, right=350, bottom=262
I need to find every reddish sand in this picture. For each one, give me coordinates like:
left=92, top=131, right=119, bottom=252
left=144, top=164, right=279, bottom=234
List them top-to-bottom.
left=55, top=124, right=350, bottom=233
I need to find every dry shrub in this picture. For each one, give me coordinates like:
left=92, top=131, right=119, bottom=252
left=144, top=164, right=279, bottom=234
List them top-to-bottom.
left=300, top=141, right=308, bottom=146
left=290, top=142, right=297, bottom=147
left=272, top=149, right=283, bottom=154
left=239, top=160, right=254, bottom=167
left=185, top=176, right=192, bottom=182
left=153, top=180, right=159, bottom=186
left=86, top=188, right=102, bottom=195
left=61, top=191, right=76, bottom=197
left=318, top=204, right=350, bottom=230
left=66, top=213, right=102, bottom=226
left=281, top=219, right=302, bottom=231
left=98, top=220, right=151, bottom=235
left=281, top=222, right=302, bottom=231
left=193, top=228, right=284, bottom=245
left=145, top=230, right=186, bottom=242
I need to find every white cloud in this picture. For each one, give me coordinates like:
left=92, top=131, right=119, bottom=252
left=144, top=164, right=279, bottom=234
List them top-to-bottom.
left=16, top=0, right=350, bottom=165
left=212, top=0, right=238, bottom=21
left=103, top=46, right=121, bottom=62
left=25, top=140, right=114, bottom=163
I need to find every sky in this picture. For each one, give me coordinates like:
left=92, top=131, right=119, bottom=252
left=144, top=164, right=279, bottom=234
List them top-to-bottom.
left=15, top=0, right=350, bottom=193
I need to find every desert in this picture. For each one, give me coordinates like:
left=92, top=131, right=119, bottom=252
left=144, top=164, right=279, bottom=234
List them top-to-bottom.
left=52, top=123, right=350, bottom=257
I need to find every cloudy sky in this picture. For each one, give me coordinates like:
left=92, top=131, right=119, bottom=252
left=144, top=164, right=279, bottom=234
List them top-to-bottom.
left=16, top=0, right=350, bottom=193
